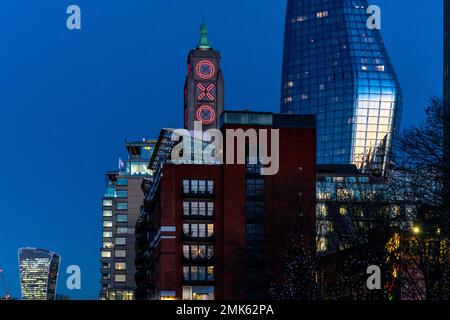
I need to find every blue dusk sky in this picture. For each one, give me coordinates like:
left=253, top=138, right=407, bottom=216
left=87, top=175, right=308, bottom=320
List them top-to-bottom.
left=0, top=0, right=443, bottom=299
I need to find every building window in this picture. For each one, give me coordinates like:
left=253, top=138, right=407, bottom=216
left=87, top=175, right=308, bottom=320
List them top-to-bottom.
left=317, top=10, right=328, bottom=18
left=117, top=178, right=128, bottom=186
left=246, top=179, right=264, bottom=196
left=183, top=180, right=214, bottom=194
left=116, top=190, right=128, bottom=198
left=103, top=200, right=113, bottom=207
left=183, top=201, right=214, bottom=217
left=116, top=202, right=128, bottom=210
left=316, top=204, right=328, bottom=217
left=103, top=210, right=113, bottom=217
left=116, top=214, right=128, bottom=223
left=103, top=221, right=113, bottom=228
left=183, top=224, right=214, bottom=238
left=117, top=227, right=128, bottom=234
left=103, top=231, right=112, bottom=238
left=115, top=237, right=126, bottom=245
left=317, top=237, right=327, bottom=252
left=103, top=242, right=113, bottom=249
left=183, top=245, right=214, bottom=260
left=115, top=250, right=126, bottom=258
left=101, top=251, right=111, bottom=258
left=115, top=262, right=126, bottom=270
left=183, top=266, right=214, bottom=281
left=115, top=275, right=126, bottom=283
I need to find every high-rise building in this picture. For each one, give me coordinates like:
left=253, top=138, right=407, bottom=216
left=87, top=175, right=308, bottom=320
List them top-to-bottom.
left=281, top=0, right=402, bottom=172
left=184, top=22, right=224, bottom=130
left=135, top=111, right=316, bottom=300
left=99, top=140, right=156, bottom=300
left=18, top=248, right=60, bottom=300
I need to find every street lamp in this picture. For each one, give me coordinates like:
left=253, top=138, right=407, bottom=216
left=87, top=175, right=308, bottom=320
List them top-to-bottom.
left=413, top=226, right=421, bottom=235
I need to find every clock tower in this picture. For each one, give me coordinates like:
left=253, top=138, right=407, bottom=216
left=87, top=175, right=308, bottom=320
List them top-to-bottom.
left=184, top=22, right=224, bottom=130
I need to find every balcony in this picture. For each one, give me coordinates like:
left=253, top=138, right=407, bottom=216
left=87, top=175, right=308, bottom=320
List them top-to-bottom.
left=182, top=190, right=215, bottom=198
left=182, top=213, right=215, bottom=220
left=183, top=233, right=215, bottom=242
left=183, top=256, right=215, bottom=264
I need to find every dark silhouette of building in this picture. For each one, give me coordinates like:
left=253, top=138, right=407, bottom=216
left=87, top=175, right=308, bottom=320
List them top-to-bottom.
left=281, top=0, right=402, bottom=173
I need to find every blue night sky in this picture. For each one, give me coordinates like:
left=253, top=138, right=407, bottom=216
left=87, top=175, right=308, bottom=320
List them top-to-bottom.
left=0, top=0, right=443, bottom=299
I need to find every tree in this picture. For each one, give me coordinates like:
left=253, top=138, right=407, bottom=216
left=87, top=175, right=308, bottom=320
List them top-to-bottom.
left=392, top=98, right=450, bottom=300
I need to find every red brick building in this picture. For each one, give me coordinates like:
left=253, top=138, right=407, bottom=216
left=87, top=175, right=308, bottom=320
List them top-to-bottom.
left=135, top=111, right=316, bottom=300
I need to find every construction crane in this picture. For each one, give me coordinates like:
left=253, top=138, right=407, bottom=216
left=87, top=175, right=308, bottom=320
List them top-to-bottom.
left=0, top=268, right=11, bottom=300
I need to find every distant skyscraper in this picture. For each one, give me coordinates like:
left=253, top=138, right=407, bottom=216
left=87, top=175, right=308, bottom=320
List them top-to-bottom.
left=281, top=0, right=402, bottom=172
left=184, top=22, right=224, bottom=130
left=99, top=140, right=156, bottom=300
left=18, top=248, right=60, bottom=300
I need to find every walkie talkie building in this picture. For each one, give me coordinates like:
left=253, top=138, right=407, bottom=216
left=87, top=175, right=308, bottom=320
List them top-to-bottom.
left=281, top=0, right=402, bottom=173
left=18, top=248, right=60, bottom=300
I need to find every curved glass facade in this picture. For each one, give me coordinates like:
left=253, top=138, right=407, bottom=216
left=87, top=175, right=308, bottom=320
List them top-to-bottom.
left=281, top=0, right=402, bottom=171
left=18, top=248, right=60, bottom=300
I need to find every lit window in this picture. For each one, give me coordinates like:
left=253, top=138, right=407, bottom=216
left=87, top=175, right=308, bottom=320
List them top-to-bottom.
left=317, top=11, right=328, bottom=18
left=296, top=15, right=307, bottom=22
left=361, top=65, right=368, bottom=71
left=375, top=65, right=385, bottom=72
left=287, top=81, right=294, bottom=87
left=301, top=94, right=309, bottom=100
left=103, top=200, right=113, bottom=207
left=116, top=203, right=128, bottom=210
left=316, top=204, right=328, bottom=217
left=340, top=206, right=348, bottom=216
left=103, top=210, right=113, bottom=217
left=116, top=214, right=128, bottom=223
left=103, top=221, right=113, bottom=228
left=207, top=224, right=214, bottom=237
left=117, top=227, right=128, bottom=235
left=103, top=231, right=113, bottom=238
left=115, top=237, right=126, bottom=245
left=317, top=238, right=327, bottom=252
left=103, top=242, right=113, bottom=249
left=115, top=250, right=126, bottom=258
left=101, top=251, right=111, bottom=258
left=115, top=262, right=126, bottom=270
left=207, top=266, right=214, bottom=281
left=115, top=275, right=126, bottom=283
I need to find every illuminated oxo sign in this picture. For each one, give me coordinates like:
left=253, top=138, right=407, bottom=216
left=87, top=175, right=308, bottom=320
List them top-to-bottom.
left=196, top=60, right=215, bottom=79
left=196, top=105, right=216, bottom=125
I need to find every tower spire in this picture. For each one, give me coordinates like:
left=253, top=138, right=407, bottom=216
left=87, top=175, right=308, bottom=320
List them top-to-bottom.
left=198, top=20, right=211, bottom=50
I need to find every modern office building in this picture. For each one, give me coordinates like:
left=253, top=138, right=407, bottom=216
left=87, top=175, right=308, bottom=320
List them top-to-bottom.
left=281, top=0, right=402, bottom=173
left=184, top=22, right=224, bottom=130
left=135, top=111, right=316, bottom=300
left=99, top=140, right=156, bottom=300
left=18, top=248, right=60, bottom=300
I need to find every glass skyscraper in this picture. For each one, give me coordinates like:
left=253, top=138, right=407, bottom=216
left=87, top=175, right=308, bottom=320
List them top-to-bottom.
left=281, top=0, right=402, bottom=172
left=18, top=248, right=60, bottom=300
